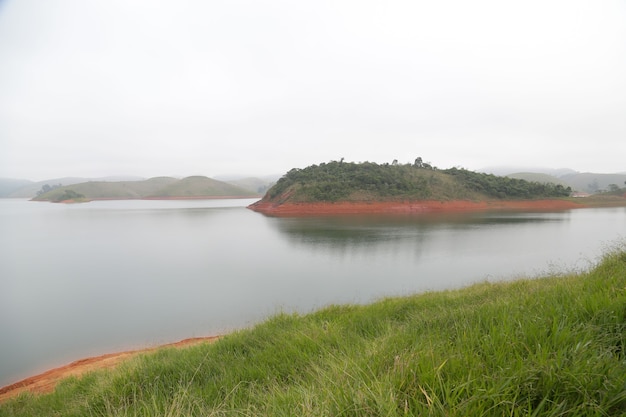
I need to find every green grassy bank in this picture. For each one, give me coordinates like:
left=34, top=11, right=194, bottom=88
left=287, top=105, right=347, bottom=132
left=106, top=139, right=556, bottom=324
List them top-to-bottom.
left=2, top=250, right=625, bottom=416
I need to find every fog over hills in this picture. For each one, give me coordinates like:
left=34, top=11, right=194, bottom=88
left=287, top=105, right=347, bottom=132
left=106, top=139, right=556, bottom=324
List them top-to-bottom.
left=2, top=164, right=625, bottom=198
left=479, top=166, right=579, bottom=177
left=478, top=167, right=626, bottom=194
left=557, top=173, right=626, bottom=194
left=1, top=174, right=277, bottom=200
left=0, top=175, right=278, bottom=199
left=0, top=176, right=145, bottom=198
left=29, top=176, right=263, bottom=202
left=0, top=178, right=32, bottom=198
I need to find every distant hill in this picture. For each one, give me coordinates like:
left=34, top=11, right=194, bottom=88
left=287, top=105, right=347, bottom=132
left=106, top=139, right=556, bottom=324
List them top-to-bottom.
left=258, top=161, right=572, bottom=205
left=481, top=166, right=578, bottom=177
left=504, top=172, right=626, bottom=193
left=505, top=173, right=570, bottom=187
left=559, top=173, right=626, bottom=194
left=2, top=175, right=276, bottom=198
left=3, top=176, right=145, bottom=198
left=33, top=176, right=259, bottom=202
left=145, top=176, right=256, bottom=198
left=219, top=176, right=278, bottom=194
left=0, top=178, right=33, bottom=197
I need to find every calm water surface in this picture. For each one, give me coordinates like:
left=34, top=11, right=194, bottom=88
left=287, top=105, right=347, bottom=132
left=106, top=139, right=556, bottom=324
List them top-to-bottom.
left=0, top=198, right=624, bottom=386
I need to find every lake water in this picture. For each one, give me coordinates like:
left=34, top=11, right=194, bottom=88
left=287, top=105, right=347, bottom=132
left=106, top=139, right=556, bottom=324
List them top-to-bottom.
left=1, top=198, right=625, bottom=386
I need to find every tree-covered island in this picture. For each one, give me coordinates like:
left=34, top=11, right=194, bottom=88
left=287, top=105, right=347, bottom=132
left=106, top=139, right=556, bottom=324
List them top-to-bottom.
left=249, top=159, right=577, bottom=215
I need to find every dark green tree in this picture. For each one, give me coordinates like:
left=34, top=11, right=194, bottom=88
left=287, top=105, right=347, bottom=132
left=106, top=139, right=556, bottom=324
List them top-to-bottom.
left=36, top=183, right=62, bottom=196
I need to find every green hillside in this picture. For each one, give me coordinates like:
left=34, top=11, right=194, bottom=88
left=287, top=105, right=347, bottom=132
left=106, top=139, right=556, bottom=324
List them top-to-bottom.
left=261, top=161, right=572, bottom=204
left=507, top=172, right=626, bottom=194
left=560, top=172, right=626, bottom=193
left=5, top=176, right=145, bottom=198
left=33, top=176, right=258, bottom=202
left=147, top=176, right=255, bottom=198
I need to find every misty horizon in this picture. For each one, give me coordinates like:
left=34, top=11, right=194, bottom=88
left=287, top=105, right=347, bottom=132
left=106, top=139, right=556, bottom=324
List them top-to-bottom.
left=2, top=1, right=625, bottom=180
left=3, top=162, right=626, bottom=185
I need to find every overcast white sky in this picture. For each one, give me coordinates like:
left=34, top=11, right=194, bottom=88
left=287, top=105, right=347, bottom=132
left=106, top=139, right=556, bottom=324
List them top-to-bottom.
left=1, top=0, right=625, bottom=181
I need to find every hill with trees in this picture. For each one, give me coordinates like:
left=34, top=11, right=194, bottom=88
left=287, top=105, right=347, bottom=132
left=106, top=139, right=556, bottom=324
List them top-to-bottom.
left=259, top=160, right=573, bottom=205
left=32, top=176, right=259, bottom=202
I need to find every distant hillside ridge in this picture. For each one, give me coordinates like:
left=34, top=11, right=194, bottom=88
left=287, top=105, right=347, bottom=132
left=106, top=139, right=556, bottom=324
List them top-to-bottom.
left=257, top=160, right=573, bottom=205
left=505, top=172, right=570, bottom=188
left=506, top=172, right=626, bottom=194
left=559, top=172, right=626, bottom=194
left=2, top=176, right=145, bottom=198
left=33, top=176, right=260, bottom=202
left=144, top=176, right=257, bottom=198
left=216, top=176, right=278, bottom=195
left=0, top=178, right=32, bottom=197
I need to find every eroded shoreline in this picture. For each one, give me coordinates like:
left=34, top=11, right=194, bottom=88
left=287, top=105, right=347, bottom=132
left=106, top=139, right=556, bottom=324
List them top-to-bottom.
left=247, top=199, right=589, bottom=216
left=0, top=336, right=220, bottom=403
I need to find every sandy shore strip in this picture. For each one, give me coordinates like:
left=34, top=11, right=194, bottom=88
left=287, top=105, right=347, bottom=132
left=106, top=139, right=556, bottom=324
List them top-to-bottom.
left=0, top=336, right=221, bottom=403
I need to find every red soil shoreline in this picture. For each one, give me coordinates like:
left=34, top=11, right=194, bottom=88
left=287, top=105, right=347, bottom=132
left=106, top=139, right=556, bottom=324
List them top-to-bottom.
left=247, top=199, right=588, bottom=216
left=0, top=336, right=220, bottom=403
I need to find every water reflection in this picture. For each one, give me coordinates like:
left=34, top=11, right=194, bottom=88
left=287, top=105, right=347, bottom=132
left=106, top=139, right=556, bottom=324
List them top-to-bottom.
left=260, top=211, right=582, bottom=307
left=268, top=211, right=569, bottom=255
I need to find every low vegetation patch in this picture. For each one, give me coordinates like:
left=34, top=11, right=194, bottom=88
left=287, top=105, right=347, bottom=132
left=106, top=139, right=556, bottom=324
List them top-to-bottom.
left=48, top=189, right=86, bottom=203
left=2, top=250, right=625, bottom=416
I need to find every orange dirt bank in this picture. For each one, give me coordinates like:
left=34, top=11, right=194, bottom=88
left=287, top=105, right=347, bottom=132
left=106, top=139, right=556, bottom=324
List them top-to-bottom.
left=247, top=199, right=583, bottom=216
left=0, top=336, right=220, bottom=403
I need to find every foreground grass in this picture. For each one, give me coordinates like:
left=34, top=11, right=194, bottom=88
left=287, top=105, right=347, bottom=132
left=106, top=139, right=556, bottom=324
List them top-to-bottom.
left=2, top=251, right=625, bottom=416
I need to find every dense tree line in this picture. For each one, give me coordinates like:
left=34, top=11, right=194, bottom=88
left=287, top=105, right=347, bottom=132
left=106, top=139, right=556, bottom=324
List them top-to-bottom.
left=266, top=161, right=572, bottom=202
left=268, top=161, right=432, bottom=201
left=442, top=168, right=572, bottom=199
left=35, top=183, right=85, bottom=202
left=36, top=183, right=62, bottom=196
left=50, top=189, right=85, bottom=202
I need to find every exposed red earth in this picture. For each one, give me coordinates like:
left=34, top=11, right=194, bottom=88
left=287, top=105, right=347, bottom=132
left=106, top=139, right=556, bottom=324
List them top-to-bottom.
left=247, top=199, right=585, bottom=216
left=0, top=336, right=220, bottom=403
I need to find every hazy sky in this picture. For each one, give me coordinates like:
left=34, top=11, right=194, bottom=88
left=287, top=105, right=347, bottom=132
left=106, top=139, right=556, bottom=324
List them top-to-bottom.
left=1, top=0, right=625, bottom=181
